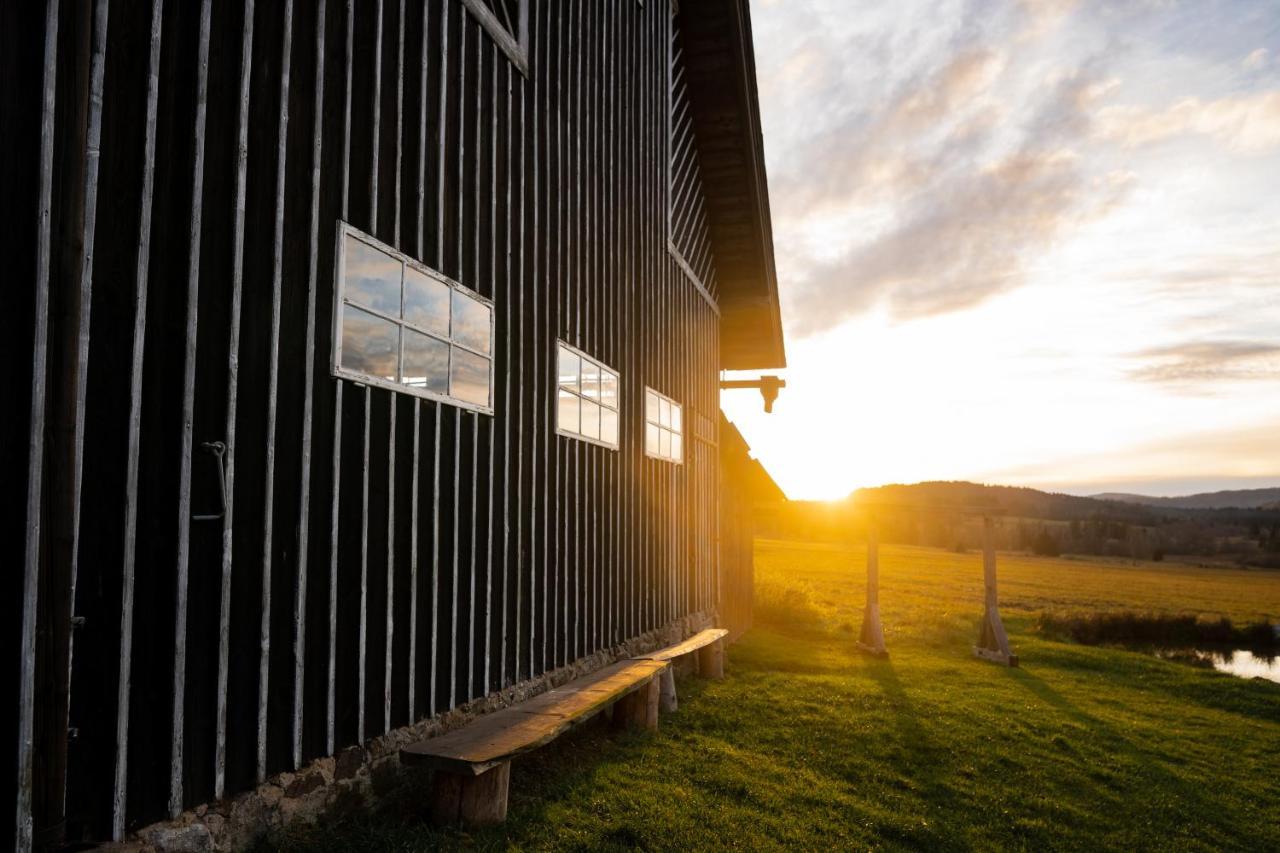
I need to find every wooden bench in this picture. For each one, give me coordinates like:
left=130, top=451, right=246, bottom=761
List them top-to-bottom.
left=633, top=627, right=729, bottom=712
left=401, top=659, right=668, bottom=825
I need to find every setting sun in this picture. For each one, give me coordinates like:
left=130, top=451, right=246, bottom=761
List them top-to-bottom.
left=727, top=0, right=1280, bottom=500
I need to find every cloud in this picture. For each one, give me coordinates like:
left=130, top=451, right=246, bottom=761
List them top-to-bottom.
left=753, top=0, right=1279, bottom=342
left=1014, top=0, right=1081, bottom=39
left=769, top=48, right=1008, bottom=217
left=1243, top=48, right=1269, bottom=71
left=782, top=66, right=1130, bottom=332
left=1096, top=90, right=1280, bottom=152
left=1141, top=249, right=1280, bottom=293
left=1128, top=340, right=1280, bottom=386
left=991, top=421, right=1280, bottom=490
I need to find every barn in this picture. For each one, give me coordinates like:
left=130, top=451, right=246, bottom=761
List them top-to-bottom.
left=2, top=0, right=785, bottom=845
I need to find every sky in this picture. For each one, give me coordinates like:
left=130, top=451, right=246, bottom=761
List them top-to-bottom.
left=722, top=0, right=1280, bottom=500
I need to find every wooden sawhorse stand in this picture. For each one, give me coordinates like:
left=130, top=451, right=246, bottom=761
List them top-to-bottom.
left=973, top=515, right=1018, bottom=667
left=857, top=518, right=888, bottom=657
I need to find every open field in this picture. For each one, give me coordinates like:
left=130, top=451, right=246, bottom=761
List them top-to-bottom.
left=754, top=539, right=1280, bottom=640
left=266, top=540, right=1280, bottom=852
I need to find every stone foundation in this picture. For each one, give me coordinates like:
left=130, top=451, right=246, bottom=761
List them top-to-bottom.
left=127, top=613, right=713, bottom=852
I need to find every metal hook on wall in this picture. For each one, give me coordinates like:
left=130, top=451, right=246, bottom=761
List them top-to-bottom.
left=192, top=441, right=227, bottom=522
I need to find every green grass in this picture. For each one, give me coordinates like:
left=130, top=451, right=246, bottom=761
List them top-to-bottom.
left=264, top=540, right=1280, bottom=852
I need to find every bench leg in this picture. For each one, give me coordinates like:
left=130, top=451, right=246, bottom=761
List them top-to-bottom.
left=697, top=638, right=725, bottom=680
left=658, top=665, right=678, bottom=713
left=612, top=676, right=661, bottom=731
left=431, top=761, right=510, bottom=826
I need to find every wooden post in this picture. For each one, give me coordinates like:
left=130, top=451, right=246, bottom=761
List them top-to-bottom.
left=974, top=516, right=1018, bottom=666
left=857, top=517, right=888, bottom=657
left=697, top=638, right=724, bottom=679
left=658, top=665, right=678, bottom=713
left=612, top=676, right=661, bottom=730
left=431, top=761, right=511, bottom=826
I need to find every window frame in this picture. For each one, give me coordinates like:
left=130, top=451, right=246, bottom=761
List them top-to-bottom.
left=460, top=0, right=529, bottom=77
left=332, top=221, right=495, bottom=415
left=555, top=341, right=621, bottom=451
left=643, top=386, right=684, bottom=464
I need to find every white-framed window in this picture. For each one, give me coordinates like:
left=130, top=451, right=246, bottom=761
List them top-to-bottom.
left=461, top=0, right=528, bottom=76
left=332, top=222, right=494, bottom=414
left=556, top=342, right=619, bottom=450
left=644, top=388, right=683, bottom=463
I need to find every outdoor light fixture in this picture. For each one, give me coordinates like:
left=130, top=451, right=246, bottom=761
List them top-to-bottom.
left=720, top=375, right=786, bottom=413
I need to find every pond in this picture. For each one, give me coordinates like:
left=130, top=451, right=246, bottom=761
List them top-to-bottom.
left=1158, top=648, right=1280, bottom=684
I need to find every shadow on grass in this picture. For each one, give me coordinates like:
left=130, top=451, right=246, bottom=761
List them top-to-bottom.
left=1027, top=638, right=1280, bottom=723
left=864, top=660, right=957, bottom=795
left=1008, top=667, right=1227, bottom=836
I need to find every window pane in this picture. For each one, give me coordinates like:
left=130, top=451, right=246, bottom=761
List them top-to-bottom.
left=344, top=234, right=401, bottom=315
left=403, top=266, right=450, bottom=335
left=451, top=289, right=491, bottom=354
left=340, top=304, right=399, bottom=381
left=402, top=328, right=449, bottom=393
left=450, top=347, right=490, bottom=406
left=558, top=347, right=580, bottom=391
left=581, top=360, right=600, bottom=400
left=599, top=370, right=618, bottom=409
left=558, top=389, right=580, bottom=433
left=645, top=390, right=659, bottom=425
left=659, top=397, right=671, bottom=428
left=581, top=401, right=601, bottom=439
left=670, top=402, right=682, bottom=433
left=601, top=408, right=618, bottom=446
left=645, top=422, right=659, bottom=455
left=659, top=428, right=671, bottom=458
left=671, top=432, right=682, bottom=462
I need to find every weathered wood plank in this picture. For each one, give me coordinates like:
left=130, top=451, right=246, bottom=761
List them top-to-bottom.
left=171, top=0, right=214, bottom=815
left=214, top=0, right=254, bottom=806
left=257, top=0, right=295, bottom=785
left=293, top=0, right=328, bottom=769
left=326, top=0, right=354, bottom=760
left=368, top=0, right=382, bottom=234
left=19, top=2, right=61, bottom=847
left=45, top=3, right=109, bottom=837
left=358, top=385, right=371, bottom=740
left=384, top=393, right=396, bottom=733
left=407, top=400, right=420, bottom=719
left=430, top=403, right=441, bottom=718
left=633, top=628, right=728, bottom=663
left=401, top=659, right=666, bottom=774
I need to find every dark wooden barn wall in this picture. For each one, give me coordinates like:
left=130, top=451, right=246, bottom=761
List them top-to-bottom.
left=3, top=0, right=729, bottom=844
left=668, top=10, right=718, bottom=299
left=719, top=415, right=758, bottom=642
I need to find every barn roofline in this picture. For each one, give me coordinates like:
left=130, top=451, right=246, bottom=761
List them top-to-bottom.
left=679, top=0, right=786, bottom=371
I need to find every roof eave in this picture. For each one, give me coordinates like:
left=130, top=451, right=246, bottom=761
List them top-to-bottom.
left=679, top=0, right=786, bottom=371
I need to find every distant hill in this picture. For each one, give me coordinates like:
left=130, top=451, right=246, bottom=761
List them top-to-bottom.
left=759, top=480, right=1280, bottom=565
left=846, top=480, right=1280, bottom=525
left=850, top=481, right=1155, bottom=523
left=1091, top=488, right=1280, bottom=510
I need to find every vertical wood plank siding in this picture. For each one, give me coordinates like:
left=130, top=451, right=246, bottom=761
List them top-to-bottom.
left=5, top=0, right=731, bottom=843
left=668, top=12, right=717, bottom=300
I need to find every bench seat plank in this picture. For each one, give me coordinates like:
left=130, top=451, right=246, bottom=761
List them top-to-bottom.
left=634, top=628, right=728, bottom=663
left=402, top=660, right=668, bottom=775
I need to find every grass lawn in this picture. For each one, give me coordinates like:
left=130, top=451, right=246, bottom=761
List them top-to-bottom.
left=265, top=540, right=1280, bottom=852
